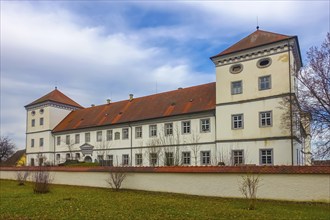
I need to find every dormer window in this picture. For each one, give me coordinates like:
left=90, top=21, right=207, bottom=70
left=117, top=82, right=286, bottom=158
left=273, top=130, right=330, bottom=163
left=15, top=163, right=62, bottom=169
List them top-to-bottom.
left=257, top=58, right=272, bottom=68
left=229, top=64, right=243, bottom=74
left=39, top=109, right=44, bottom=114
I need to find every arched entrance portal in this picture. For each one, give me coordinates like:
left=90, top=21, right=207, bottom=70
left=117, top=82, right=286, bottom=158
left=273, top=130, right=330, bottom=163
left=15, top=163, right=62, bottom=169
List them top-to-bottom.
left=84, top=156, right=92, bottom=162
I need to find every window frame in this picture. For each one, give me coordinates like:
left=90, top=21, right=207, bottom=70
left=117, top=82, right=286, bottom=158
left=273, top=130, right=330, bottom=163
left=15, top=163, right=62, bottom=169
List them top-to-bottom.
left=257, top=57, right=272, bottom=68
left=259, top=75, right=271, bottom=90
left=231, top=80, right=242, bottom=95
left=259, top=111, right=273, bottom=127
left=232, top=114, right=244, bottom=129
left=39, top=117, right=44, bottom=126
left=200, top=118, right=211, bottom=133
left=31, top=119, right=35, bottom=127
left=182, top=121, right=191, bottom=134
left=165, top=123, right=173, bottom=136
left=149, top=125, right=157, bottom=137
left=135, top=126, right=142, bottom=139
left=122, top=128, right=129, bottom=140
left=106, top=130, right=113, bottom=141
left=96, top=131, right=102, bottom=142
left=85, top=132, right=90, bottom=143
left=114, top=132, right=120, bottom=140
left=75, top=134, right=80, bottom=144
left=65, top=135, right=70, bottom=145
left=56, top=136, right=61, bottom=146
left=39, top=138, right=44, bottom=147
left=31, top=139, right=35, bottom=148
left=260, top=149, right=273, bottom=165
left=232, top=150, right=244, bottom=165
left=182, top=151, right=191, bottom=165
left=201, top=151, right=211, bottom=165
left=165, top=152, right=174, bottom=166
left=75, top=153, right=80, bottom=160
left=135, top=153, right=143, bottom=166
left=149, top=153, right=158, bottom=166
left=122, top=154, right=129, bottom=166
left=107, top=155, right=113, bottom=166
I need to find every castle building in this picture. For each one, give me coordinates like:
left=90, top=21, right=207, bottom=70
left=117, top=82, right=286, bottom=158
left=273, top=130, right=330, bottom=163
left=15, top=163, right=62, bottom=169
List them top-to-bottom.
left=25, top=30, right=311, bottom=166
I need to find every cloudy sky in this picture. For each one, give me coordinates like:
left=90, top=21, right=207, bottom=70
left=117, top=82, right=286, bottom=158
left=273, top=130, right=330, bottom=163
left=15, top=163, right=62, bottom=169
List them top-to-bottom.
left=1, top=1, right=329, bottom=149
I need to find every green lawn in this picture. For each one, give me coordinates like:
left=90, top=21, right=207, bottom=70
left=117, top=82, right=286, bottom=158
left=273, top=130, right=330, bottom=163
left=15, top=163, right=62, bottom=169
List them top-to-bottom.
left=0, top=180, right=329, bottom=220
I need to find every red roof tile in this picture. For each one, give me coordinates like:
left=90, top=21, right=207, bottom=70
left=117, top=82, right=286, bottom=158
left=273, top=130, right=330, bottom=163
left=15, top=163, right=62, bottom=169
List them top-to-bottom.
left=211, top=30, right=293, bottom=58
left=53, top=82, right=216, bottom=132
left=25, top=88, right=83, bottom=109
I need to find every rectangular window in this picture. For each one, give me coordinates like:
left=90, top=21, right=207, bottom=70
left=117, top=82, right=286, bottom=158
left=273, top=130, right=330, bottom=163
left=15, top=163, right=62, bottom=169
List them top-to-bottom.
left=259, top=75, right=271, bottom=90
left=231, top=81, right=242, bottom=94
left=260, top=111, right=272, bottom=127
left=232, top=114, right=244, bottom=129
left=39, top=117, right=44, bottom=126
left=200, top=118, right=210, bottom=132
left=31, top=119, right=35, bottom=127
left=182, top=121, right=191, bottom=134
left=165, top=123, right=173, bottom=136
left=149, top=125, right=157, bottom=137
left=135, top=127, right=142, bottom=139
left=122, top=128, right=129, bottom=139
left=107, top=130, right=113, bottom=141
left=97, top=131, right=102, bottom=142
left=114, top=132, right=120, bottom=140
left=85, top=133, right=90, bottom=143
left=75, top=134, right=80, bottom=144
left=66, top=135, right=70, bottom=145
left=56, top=136, right=61, bottom=145
left=39, top=138, right=44, bottom=147
left=31, top=139, right=35, bottom=148
left=260, top=149, right=273, bottom=165
left=232, top=150, right=244, bottom=165
left=201, top=151, right=211, bottom=165
left=165, top=152, right=174, bottom=166
left=182, top=152, right=191, bottom=165
left=66, top=153, right=70, bottom=160
left=75, top=153, right=80, bottom=160
left=135, top=153, right=143, bottom=166
left=150, top=153, right=158, bottom=166
left=56, top=154, right=60, bottom=161
left=122, top=154, right=129, bottom=166
left=97, top=155, right=104, bottom=161
left=107, top=155, right=113, bottom=166
left=30, top=158, right=35, bottom=166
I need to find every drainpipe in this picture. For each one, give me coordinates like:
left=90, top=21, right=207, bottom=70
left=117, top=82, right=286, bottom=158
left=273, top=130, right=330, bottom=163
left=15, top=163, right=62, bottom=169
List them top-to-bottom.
left=288, top=40, right=294, bottom=165
left=129, top=123, right=133, bottom=166
left=53, top=133, right=56, bottom=165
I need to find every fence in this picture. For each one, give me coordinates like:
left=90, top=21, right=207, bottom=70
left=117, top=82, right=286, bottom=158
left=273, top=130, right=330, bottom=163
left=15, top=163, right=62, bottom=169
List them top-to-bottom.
left=1, top=166, right=329, bottom=202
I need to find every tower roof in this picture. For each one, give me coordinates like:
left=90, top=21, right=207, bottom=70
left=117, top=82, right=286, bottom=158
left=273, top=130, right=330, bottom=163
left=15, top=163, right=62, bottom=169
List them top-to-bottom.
left=211, top=30, right=294, bottom=58
left=25, top=88, right=83, bottom=108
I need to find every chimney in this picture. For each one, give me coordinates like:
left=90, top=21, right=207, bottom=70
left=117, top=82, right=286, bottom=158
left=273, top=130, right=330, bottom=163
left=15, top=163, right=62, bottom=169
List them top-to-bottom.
left=178, top=87, right=183, bottom=90
left=129, top=94, right=134, bottom=101
left=106, top=99, right=111, bottom=104
left=91, top=104, right=95, bottom=107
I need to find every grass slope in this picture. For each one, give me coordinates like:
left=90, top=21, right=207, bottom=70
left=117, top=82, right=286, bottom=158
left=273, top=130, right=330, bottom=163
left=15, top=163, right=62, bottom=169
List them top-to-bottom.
left=0, top=180, right=329, bottom=220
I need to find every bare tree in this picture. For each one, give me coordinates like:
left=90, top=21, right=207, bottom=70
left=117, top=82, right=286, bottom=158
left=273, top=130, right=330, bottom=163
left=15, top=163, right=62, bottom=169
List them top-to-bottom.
left=297, top=33, right=330, bottom=159
left=190, top=133, right=201, bottom=166
left=0, top=136, right=16, bottom=163
left=62, top=138, right=75, bottom=160
left=146, top=138, right=163, bottom=166
left=97, top=140, right=112, bottom=166
left=106, top=156, right=127, bottom=190
left=32, top=166, right=53, bottom=193
left=16, top=170, right=30, bottom=186
left=239, top=172, right=261, bottom=210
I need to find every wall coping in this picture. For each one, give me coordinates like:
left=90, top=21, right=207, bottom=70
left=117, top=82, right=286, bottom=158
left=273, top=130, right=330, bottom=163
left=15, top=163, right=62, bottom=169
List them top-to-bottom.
left=1, top=165, right=329, bottom=174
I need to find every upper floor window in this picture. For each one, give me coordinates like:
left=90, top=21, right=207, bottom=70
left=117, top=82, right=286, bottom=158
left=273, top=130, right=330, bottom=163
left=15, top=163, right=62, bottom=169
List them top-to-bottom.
left=257, top=57, right=272, bottom=68
left=229, top=64, right=243, bottom=74
left=259, top=75, right=271, bottom=90
left=231, top=81, right=242, bottom=95
left=39, top=109, right=44, bottom=114
left=31, top=111, right=35, bottom=116
left=260, top=111, right=272, bottom=127
left=232, top=114, right=244, bottom=129
left=39, top=118, right=44, bottom=126
left=200, top=118, right=210, bottom=133
left=31, top=119, right=35, bottom=127
left=182, top=121, right=191, bottom=134
left=165, top=123, right=173, bottom=136
left=149, top=125, right=157, bottom=137
left=135, top=127, right=142, bottom=139
left=122, top=128, right=129, bottom=139
left=107, top=130, right=113, bottom=141
left=96, top=131, right=102, bottom=142
left=85, top=132, right=90, bottom=143
left=114, top=132, right=120, bottom=140
left=75, top=134, right=80, bottom=144
left=65, top=135, right=70, bottom=145
left=56, top=136, right=61, bottom=145
left=39, top=138, right=44, bottom=147
left=31, top=139, right=35, bottom=147
left=260, top=149, right=273, bottom=165
left=232, top=150, right=244, bottom=165
left=201, top=151, right=211, bottom=165
left=182, top=152, right=191, bottom=165
left=122, top=154, right=129, bottom=166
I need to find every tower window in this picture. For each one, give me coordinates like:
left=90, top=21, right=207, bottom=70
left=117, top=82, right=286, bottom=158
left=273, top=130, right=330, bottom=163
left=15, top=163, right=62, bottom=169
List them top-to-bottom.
left=257, top=58, right=272, bottom=68
left=229, top=64, right=243, bottom=74
left=259, top=75, right=271, bottom=90
left=231, top=81, right=242, bottom=95
left=39, top=109, right=44, bottom=114
left=31, top=111, right=35, bottom=116
left=232, top=114, right=244, bottom=129
left=39, top=118, right=44, bottom=126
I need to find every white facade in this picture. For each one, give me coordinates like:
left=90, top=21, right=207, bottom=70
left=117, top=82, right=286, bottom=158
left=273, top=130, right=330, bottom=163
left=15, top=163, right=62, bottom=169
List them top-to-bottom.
left=25, top=30, right=311, bottom=166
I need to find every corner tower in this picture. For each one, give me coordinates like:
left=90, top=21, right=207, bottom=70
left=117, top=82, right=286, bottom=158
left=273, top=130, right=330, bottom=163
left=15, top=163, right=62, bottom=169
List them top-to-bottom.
left=211, top=30, right=305, bottom=165
left=25, top=88, right=83, bottom=166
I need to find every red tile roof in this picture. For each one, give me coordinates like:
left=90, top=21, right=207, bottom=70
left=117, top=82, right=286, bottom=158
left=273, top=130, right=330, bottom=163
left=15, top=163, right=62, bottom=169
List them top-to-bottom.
left=211, top=30, right=293, bottom=58
left=53, top=82, right=216, bottom=132
left=25, top=88, right=83, bottom=109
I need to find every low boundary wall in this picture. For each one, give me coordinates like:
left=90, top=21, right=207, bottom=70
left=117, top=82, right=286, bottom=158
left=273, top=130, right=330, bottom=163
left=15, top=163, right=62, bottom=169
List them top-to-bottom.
left=1, top=166, right=329, bottom=202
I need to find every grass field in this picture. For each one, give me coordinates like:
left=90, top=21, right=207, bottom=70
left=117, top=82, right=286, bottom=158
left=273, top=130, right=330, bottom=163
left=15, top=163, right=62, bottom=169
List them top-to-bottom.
left=0, top=179, right=329, bottom=219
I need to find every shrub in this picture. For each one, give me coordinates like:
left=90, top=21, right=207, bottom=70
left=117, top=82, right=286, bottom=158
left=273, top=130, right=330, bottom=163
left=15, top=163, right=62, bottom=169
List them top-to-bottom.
left=32, top=167, right=53, bottom=194
left=106, top=167, right=127, bottom=190
left=16, top=170, right=29, bottom=186
left=239, top=172, right=261, bottom=210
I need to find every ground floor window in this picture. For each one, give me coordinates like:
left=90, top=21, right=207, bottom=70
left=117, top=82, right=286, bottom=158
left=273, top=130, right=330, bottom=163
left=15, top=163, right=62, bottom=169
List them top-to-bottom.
left=260, top=149, right=273, bottom=165
left=232, top=150, right=244, bottom=165
left=201, top=151, right=211, bottom=165
left=165, top=152, right=174, bottom=166
left=182, top=152, right=191, bottom=165
left=75, top=153, right=80, bottom=160
left=135, top=153, right=143, bottom=166
left=150, top=153, right=158, bottom=166
left=56, top=154, right=60, bottom=161
left=122, top=154, right=129, bottom=166
left=107, top=155, right=113, bottom=166
left=30, top=158, right=35, bottom=166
